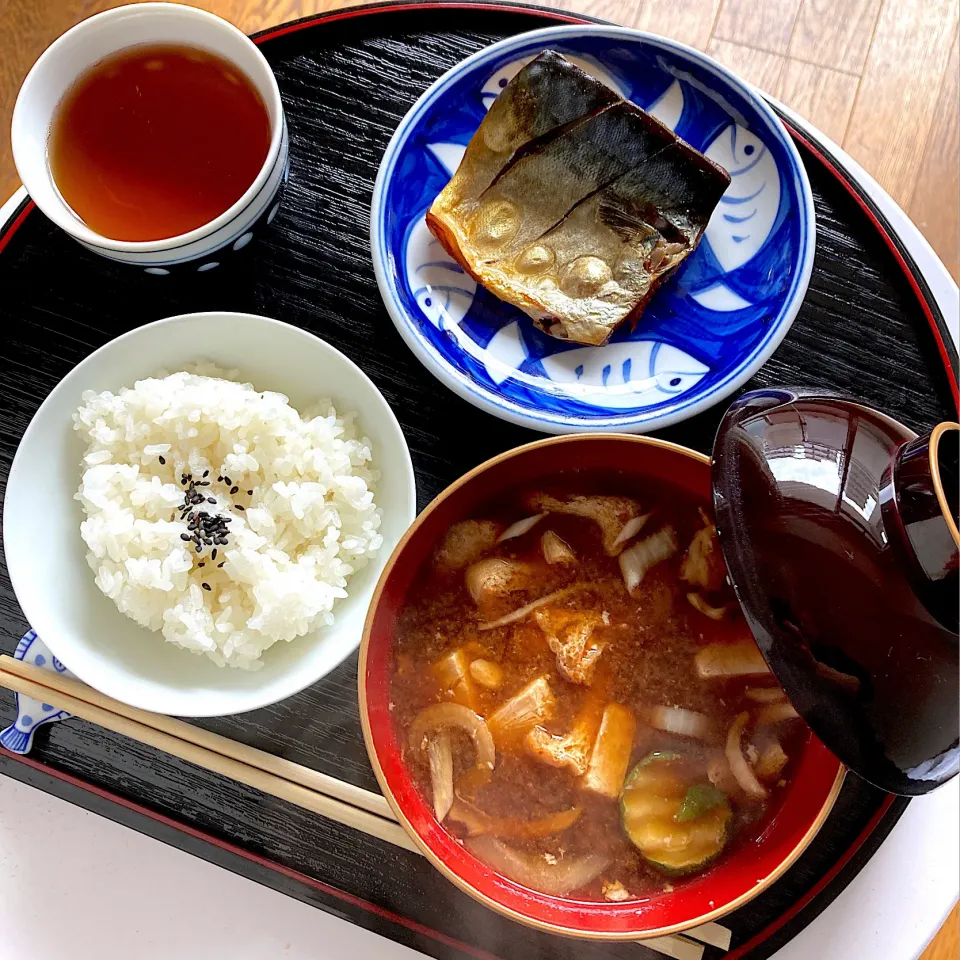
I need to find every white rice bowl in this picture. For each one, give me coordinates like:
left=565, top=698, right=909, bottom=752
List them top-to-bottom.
left=73, top=363, right=383, bottom=670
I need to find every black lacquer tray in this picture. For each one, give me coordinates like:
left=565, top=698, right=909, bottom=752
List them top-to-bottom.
left=0, top=4, right=957, bottom=960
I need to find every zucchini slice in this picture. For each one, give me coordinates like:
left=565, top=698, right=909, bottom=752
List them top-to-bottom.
left=621, top=752, right=731, bottom=874
left=675, top=783, right=726, bottom=823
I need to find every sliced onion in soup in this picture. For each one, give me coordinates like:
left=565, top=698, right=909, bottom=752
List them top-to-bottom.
left=497, top=513, right=547, bottom=542
left=612, top=513, right=651, bottom=548
left=618, top=526, right=678, bottom=596
left=695, top=640, right=770, bottom=679
left=410, top=703, right=495, bottom=795
left=645, top=704, right=714, bottom=741
left=725, top=712, right=767, bottom=799
left=425, top=731, right=454, bottom=822
left=449, top=799, right=581, bottom=839
left=466, top=836, right=610, bottom=896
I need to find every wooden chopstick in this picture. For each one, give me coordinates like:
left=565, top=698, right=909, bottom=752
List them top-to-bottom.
left=0, top=655, right=731, bottom=954
left=0, top=655, right=393, bottom=820
left=0, top=659, right=418, bottom=854
left=685, top=922, right=732, bottom=951
left=641, top=936, right=704, bottom=960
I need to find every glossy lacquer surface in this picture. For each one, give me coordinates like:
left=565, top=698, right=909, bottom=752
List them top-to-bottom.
left=713, top=390, right=959, bottom=795
left=891, top=423, right=959, bottom=630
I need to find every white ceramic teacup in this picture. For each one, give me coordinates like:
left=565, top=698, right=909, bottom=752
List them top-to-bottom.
left=11, top=3, right=287, bottom=274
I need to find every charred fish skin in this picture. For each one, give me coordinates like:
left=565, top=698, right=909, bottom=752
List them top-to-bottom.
left=427, top=50, right=732, bottom=348
left=430, top=51, right=620, bottom=229
left=467, top=101, right=684, bottom=267
left=524, top=136, right=731, bottom=345
left=600, top=139, right=731, bottom=246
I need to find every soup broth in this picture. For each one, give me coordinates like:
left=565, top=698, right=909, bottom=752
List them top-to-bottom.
left=49, top=43, right=271, bottom=242
left=391, top=473, right=808, bottom=901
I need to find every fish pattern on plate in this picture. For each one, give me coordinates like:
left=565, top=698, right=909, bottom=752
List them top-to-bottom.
left=374, top=27, right=813, bottom=432
left=0, top=630, right=73, bottom=755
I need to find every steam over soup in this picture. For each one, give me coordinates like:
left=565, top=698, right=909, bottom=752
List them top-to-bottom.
left=391, top=474, right=807, bottom=901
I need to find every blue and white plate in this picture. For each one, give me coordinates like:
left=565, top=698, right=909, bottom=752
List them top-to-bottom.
left=371, top=26, right=815, bottom=434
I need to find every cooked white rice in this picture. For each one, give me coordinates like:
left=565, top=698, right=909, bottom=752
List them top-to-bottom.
left=73, top=363, right=382, bottom=669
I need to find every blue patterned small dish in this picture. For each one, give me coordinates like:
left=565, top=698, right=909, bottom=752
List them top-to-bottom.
left=371, top=26, right=815, bottom=433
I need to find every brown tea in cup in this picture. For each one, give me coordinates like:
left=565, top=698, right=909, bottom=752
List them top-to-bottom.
left=49, top=43, right=270, bottom=242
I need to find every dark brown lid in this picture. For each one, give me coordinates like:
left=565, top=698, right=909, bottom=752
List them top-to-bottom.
left=711, top=388, right=959, bottom=796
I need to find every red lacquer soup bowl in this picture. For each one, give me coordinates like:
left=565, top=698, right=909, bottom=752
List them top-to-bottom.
left=359, top=434, right=845, bottom=940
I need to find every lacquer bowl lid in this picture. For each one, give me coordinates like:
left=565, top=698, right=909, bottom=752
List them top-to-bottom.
left=712, top=388, right=959, bottom=795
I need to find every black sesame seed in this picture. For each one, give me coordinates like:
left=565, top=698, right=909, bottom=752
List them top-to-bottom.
left=158, top=455, right=166, bottom=465
left=203, top=470, right=209, bottom=478
left=217, top=476, right=224, bottom=482
left=224, top=477, right=231, bottom=485
left=181, top=478, right=187, bottom=486
left=230, top=486, right=239, bottom=494
left=247, top=490, right=253, bottom=496
left=207, top=497, right=216, bottom=504
left=235, top=505, right=245, bottom=511
left=180, top=533, right=191, bottom=542
left=218, top=537, right=228, bottom=545
left=204, top=538, right=213, bottom=546
left=195, top=544, right=202, bottom=553
left=212, top=549, right=217, bottom=560
left=198, top=562, right=205, bottom=568
left=218, top=562, right=225, bottom=568
left=202, top=582, right=211, bottom=591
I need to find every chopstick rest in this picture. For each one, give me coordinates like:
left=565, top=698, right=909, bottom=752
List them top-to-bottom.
left=0, top=630, right=73, bottom=754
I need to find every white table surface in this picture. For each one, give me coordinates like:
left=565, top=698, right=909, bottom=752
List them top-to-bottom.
left=1, top=99, right=958, bottom=960
left=1, top=766, right=957, bottom=960
left=0, top=776, right=421, bottom=960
